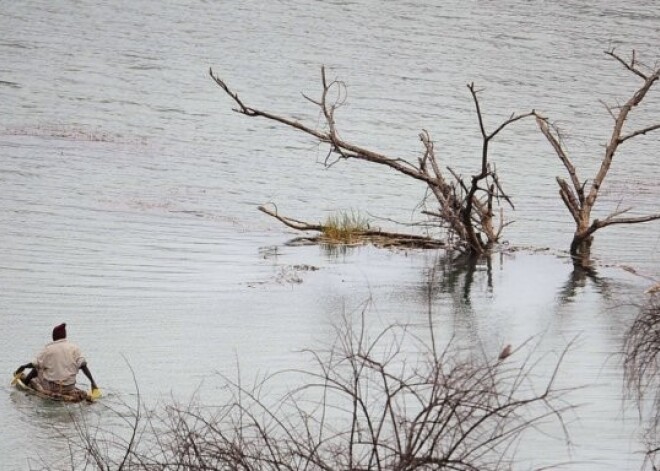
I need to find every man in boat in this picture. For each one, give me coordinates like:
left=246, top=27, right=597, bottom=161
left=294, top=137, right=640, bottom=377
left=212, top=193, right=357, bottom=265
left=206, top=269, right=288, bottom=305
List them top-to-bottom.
left=13, top=323, right=99, bottom=400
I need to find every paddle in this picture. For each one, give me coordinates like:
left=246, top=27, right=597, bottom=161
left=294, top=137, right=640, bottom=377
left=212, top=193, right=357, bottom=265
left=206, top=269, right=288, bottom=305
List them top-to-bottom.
left=10, top=372, right=21, bottom=386
left=90, top=386, right=102, bottom=400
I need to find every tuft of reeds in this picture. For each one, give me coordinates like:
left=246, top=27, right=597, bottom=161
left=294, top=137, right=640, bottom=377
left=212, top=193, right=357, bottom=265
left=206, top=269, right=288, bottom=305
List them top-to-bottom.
left=322, top=210, right=370, bottom=243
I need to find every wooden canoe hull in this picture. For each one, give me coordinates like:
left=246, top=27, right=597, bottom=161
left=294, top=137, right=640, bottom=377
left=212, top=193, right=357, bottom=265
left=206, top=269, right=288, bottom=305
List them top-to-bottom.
left=13, top=376, right=93, bottom=403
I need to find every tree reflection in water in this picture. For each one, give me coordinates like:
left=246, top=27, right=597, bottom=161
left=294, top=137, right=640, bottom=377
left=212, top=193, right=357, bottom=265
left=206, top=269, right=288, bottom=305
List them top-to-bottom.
left=422, top=253, right=493, bottom=307
left=557, top=264, right=612, bottom=305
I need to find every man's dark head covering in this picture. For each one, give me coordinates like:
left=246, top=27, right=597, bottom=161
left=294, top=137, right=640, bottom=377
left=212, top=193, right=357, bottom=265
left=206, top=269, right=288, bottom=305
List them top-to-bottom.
left=52, top=323, right=67, bottom=341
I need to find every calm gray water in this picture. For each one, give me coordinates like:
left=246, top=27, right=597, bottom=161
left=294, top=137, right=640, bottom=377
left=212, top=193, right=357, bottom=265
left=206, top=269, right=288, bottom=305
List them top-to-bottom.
left=1, top=0, right=659, bottom=469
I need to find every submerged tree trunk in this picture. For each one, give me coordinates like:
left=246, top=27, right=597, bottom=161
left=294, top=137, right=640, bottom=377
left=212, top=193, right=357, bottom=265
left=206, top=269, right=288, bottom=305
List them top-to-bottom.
left=536, top=49, right=660, bottom=268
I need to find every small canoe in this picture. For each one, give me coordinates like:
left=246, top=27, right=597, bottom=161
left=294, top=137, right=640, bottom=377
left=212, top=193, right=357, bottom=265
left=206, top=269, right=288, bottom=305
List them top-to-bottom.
left=12, top=375, right=95, bottom=403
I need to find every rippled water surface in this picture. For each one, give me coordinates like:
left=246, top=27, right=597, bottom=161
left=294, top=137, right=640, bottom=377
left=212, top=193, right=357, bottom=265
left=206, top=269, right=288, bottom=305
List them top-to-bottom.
left=1, top=0, right=659, bottom=469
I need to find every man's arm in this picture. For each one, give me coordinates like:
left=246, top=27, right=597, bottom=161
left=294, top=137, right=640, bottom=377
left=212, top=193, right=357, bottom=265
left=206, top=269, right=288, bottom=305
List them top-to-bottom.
left=80, top=362, right=98, bottom=390
left=14, top=363, right=34, bottom=376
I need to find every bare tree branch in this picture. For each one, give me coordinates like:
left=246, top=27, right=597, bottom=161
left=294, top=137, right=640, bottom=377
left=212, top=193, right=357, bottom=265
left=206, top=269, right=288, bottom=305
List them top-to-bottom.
left=606, top=48, right=649, bottom=80
left=619, top=123, right=660, bottom=143
left=258, top=204, right=324, bottom=232
left=588, top=212, right=660, bottom=235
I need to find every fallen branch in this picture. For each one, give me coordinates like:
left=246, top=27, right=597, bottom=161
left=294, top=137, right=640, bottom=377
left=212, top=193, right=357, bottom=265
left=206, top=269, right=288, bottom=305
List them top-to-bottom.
left=258, top=205, right=445, bottom=248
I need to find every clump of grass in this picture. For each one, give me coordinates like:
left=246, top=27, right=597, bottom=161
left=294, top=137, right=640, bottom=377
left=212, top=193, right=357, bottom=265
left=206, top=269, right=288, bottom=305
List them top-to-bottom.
left=322, top=210, right=370, bottom=243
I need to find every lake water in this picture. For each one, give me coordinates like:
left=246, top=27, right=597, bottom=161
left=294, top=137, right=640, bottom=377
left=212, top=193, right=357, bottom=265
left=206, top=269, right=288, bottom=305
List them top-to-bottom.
left=1, top=0, right=659, bottom=469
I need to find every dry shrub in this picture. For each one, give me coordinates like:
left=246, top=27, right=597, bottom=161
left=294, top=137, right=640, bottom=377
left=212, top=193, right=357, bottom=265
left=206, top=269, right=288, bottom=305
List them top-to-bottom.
left=624, top=294, right=660, bottom=470
left=56, top=315, right=576, bottom=471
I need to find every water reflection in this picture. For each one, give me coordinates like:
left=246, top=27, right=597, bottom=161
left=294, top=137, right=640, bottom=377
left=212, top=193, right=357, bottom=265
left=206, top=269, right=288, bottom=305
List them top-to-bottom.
left=319, top=241, right=362, bottom=259
left=422, top=252, right=493, bottom=306
left=453, top=254, right=492, bottom=303
left=558, top=265, right=612, bottom=304
left=9, top=390, right=100, bottom=469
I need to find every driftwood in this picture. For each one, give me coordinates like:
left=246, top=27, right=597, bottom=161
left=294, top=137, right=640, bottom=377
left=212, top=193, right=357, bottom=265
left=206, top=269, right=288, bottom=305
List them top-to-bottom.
left=535, top=50, right=660, bottom=267
left=211, top=68, right=534, bottom=255
left=258, top=205, right=445, bottom=248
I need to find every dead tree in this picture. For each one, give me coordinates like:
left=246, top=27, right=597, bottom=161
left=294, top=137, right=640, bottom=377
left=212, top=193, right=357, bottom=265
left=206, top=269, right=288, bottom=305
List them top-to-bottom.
left=535, top=50, right=660, bottom=267
left=210, top=68, right=534, bottom=255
